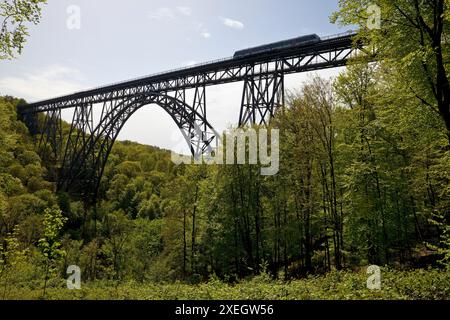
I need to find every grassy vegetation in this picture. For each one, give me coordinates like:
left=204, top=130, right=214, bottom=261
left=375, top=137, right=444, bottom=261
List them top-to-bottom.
left=2, top=0, right=450, bottom=301
left=4, top=268, right=449, bottom=300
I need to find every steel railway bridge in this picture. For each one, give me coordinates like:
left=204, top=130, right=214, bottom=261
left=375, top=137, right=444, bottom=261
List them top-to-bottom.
left=17, top=31, right=362, bottom=203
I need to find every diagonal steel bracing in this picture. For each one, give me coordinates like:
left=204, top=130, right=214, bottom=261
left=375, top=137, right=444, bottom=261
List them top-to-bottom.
left=17, top=32, right=364, bottom=203
left=239, top=62, right=285, bottom=126
left=56, top=92, right=218, bottom=202
left=38, top=109, right=62, bottom=164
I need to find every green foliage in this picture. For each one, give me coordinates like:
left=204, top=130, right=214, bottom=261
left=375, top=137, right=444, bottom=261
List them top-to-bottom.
left=0, top=0, right=47, bottom=59
left=332, top=0, right=450, bottom=142
left=1, top=15, right=450, bottom=296
left=37, top=207, right=67, bottom=297
left=38, top=207, right=67, bottom=261
left=437, top=222, right=450, bottom=267
left=0, top=227, right=24, bottom=297
left=2, top=268, right=448, bottom=300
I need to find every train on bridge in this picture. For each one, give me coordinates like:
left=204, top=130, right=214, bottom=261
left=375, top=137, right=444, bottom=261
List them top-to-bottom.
left=18, top=31, right=359, bottom=203
left=233, top=34, right=321, bottom=59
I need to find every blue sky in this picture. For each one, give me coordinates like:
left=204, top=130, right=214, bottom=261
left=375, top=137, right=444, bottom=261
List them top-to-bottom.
left=0, top=0, right=350, bottom=152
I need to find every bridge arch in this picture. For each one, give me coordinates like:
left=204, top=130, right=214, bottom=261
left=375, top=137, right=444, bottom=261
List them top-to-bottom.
left=58, top=92, right=218, bottom=201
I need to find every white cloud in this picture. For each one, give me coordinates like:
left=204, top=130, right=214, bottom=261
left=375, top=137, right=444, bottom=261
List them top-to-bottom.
left=176, top=6, right=192, bottom=16
left=148, top=7, right=175, bottom=20
left=149, top=7, right=192, bottom=20
left=220, top=17, right=244, bottom=30
left=194, top=22, right=211, bottom=39
left=201, top=31, right=211, bottom=39
left=182, top=60, right=197, bottom=67
left=0, top=65, right=88, bottom=102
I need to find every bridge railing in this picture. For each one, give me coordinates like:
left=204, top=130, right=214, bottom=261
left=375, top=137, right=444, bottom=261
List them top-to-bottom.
left=88, top=30, right=357, bottom=93
left=96, top=30, right=357, bottom=90
left=320, top=30, right=357, bottom=41
left=28, top=31, right=358, bottom=104
left=46, top=56, right=234, bottom=103
left=77, top=57, right=235, bottom=95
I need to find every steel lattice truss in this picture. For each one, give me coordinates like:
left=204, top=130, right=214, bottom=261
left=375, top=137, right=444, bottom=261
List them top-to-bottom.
left=17, top=32, right=363, bottom=202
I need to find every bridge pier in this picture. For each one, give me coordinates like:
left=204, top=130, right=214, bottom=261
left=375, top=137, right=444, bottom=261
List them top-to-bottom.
left=15, top=32, right=359, bottom=204
left=239, top=63, right=285, bottom=127
left=190, top=85, right=213, bottom=157
left=59, top=103, right=95, bottom=192
left=38, top=109, right=62, bottom=164
left=20, top=111, right=39, bottom=136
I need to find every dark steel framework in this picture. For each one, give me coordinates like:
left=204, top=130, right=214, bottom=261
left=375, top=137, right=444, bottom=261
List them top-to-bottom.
left=17, top=32, right=361, bottom=203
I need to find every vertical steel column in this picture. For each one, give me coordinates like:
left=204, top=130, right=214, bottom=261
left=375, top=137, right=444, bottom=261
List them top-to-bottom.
left=239, top=62, right=284, bottom=127
left=190, top=84, right=211, bottom=158
left=192, top=85, right=206, bottom=133
left=175, top=89, right=186, bottom=104
left=59, top=103, right=94, bottom=190
left=38, top=108, right=62, bottom=163
left=21, top=112, right=39, bottom=136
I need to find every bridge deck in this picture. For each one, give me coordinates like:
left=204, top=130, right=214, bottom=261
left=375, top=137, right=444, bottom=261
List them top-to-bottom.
left=19, top=31, right=357, bottom=113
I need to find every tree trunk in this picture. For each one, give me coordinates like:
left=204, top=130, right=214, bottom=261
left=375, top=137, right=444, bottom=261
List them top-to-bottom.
left=191, top=186, right=199, bottom=273
left=183, top=210, right=187, bottom=278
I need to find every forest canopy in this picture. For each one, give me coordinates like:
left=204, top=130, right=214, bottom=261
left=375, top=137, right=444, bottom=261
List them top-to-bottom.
left=0, top=0, right=449, bottom=300
left=1, top=61, right=449, bottom=298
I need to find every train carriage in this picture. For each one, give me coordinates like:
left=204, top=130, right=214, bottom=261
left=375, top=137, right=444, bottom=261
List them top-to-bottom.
left=233, top=34, right=321, bottom=59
